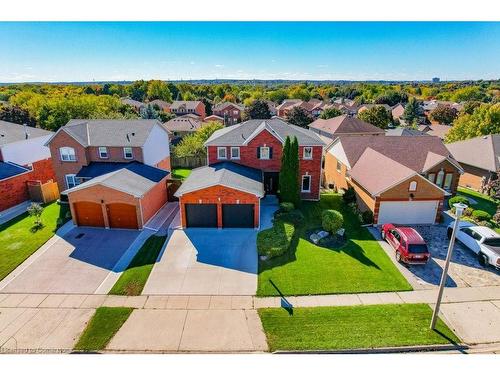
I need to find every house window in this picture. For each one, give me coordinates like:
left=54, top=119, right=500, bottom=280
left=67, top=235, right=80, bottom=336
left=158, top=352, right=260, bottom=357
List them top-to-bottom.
left=233, top=110, right=238, bottom=115
left=259, top=146, right=270, bottom=160
left=59, top=147, right=76, bottom=161
left=98, top=147, right=108, bottom=159
left=123, top=147, right=133, bottom=159
left=217, top=147, right=227, bottom=159
left=230, top=147, right=240, bottom=159
left=303, top=147, right=313, bottom=160
left=336, top=160, right=342, bottom=173
left=435, top=170, right=445, bottom=187
left=428, top=173, right=436, bottom=183
left=444, top=173, right=453, bottom=190
left=65, top=174, right=77, bottom=189
left=301, top=175, right=312, bottom=193
left=409, top=181, right=417, bottom=191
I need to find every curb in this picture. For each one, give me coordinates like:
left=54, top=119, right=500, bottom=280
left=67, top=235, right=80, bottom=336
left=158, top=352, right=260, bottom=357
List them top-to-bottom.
left=274, top=343, right=469, bottom=354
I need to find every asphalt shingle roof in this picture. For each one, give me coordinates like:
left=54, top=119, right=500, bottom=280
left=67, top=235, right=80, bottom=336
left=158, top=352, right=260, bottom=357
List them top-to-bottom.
left=308, top=115, right=385, bottom=137
left=0, top=120, right=53, bottom=146
left=446, top=134, right=500, bottom=172
left=0, top=161, right=30, bottom=180
left=75, top=161, right=169, bottom=182
left=174, top=162, right=264, bottom=197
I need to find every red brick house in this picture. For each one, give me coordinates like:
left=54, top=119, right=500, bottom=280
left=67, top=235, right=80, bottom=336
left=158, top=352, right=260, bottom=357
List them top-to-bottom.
left=169, top=101, right=206, bottom=119
left=212, top=102, right=245, bottom=125
left=46, top=119, right=171, bottom=229
left=174, top=119, right=325, bottom=228
left=0, top=121, right=56, bottom=212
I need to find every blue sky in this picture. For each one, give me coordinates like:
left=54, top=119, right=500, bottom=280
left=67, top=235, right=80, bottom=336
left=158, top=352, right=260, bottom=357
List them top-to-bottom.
left=1, top=22, right=499, bottom=82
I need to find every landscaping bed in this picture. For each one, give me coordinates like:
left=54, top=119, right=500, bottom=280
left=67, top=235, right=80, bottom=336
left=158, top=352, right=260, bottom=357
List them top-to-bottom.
left=455, top=187, right=499, bottom=232
left=258, top=304, right=459, bottom=352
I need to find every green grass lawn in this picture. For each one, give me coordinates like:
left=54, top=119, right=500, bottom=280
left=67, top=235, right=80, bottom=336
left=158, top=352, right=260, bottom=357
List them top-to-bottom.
left=171, top=168, right=192, bottom=180
left=457, top=187, right=498, bottom=215
left=257, top=194, right=412, bottom=296
left=0, top=202, right=69, bottom=281
left=108, top=235, right=166, bottom=295
left=258, top=304, right=460, bottom=352
left=74, top=307, right=133, bottom=351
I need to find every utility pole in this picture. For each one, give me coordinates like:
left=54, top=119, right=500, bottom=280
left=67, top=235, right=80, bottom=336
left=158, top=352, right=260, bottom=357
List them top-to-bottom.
left=430, top=202, right=467, bottom=330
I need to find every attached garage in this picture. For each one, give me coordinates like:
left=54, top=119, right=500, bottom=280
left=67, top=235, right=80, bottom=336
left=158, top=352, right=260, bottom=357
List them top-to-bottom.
left=377, top=200, right=439, bottom=225
left=74, top=201, right=105, bottom=227
left=107, top=203, right=139, bottom=229
left=185, top=204, right=217, bottom=228
left=222, top=204, right=255, bottom=228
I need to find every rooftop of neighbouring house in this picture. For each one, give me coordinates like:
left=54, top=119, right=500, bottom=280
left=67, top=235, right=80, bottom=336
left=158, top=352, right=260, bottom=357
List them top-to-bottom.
left=308, top=115, right=385, bottom=137
left=163, top=116, right=202, bottom=133
left=0, top=120, right=53, bottom=146
left=446, top=134, right=500, bottom=172
left=0, top=161, right=30, bottom=180
left=75, top=161, right=169, bottom=182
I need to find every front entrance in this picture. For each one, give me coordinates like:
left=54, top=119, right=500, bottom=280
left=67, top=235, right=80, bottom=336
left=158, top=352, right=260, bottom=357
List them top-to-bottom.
left=263, top=172, right=279, bottom=195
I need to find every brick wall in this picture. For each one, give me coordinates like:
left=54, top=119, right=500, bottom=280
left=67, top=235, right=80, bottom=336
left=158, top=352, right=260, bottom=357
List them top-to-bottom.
left=87, top=146, right=143, bottom=163
left=323, top=152, right=350, bottom=191
left=156, top=156, right=171, bottom=171
left=425, top=160, right=460, bottom=195
left=458, top=164, right=489, bottom=191
left=141, top=177, right=168, bottom=223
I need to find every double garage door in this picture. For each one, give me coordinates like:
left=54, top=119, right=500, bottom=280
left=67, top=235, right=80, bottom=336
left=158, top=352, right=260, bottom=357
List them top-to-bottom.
left=377, top=200, right=439, bottom=225
left=73, top=201, right=138, bottom=229
left=184, top=203, right=255, bottom=228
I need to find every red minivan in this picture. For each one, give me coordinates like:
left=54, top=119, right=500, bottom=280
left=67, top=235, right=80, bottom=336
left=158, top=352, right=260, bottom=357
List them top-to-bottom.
left=381, top=224, right=431, bottom=265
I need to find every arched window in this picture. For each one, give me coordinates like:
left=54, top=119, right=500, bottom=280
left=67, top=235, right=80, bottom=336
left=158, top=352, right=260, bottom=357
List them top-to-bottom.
left=59, top=147, right=76, bottom=161
left=409, top=181, right=417, bottom=191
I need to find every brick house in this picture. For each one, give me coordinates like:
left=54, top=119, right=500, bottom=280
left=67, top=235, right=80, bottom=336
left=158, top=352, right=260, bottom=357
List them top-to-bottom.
left=276, top=99, right=329, bottom=118
left=169, top=101, right=206, bottom=119
left=212, top=102, right=245, bottom=126
left=46, top=119, right=171, bottom=229
left=174, top=119, right=325, bottom=228
left=0, top=120, right=57, bottom=212
left=446, top=134, right=500, bottom=192
left=324, top=135, right=463, bottom=225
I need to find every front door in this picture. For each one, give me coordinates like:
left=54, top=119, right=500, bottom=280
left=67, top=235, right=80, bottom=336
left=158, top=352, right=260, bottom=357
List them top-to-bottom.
left=263, top=172, right=279, bottom=195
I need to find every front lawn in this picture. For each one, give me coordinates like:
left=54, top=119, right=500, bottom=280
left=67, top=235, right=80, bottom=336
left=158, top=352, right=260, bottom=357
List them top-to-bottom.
left=171, top=168, right=192, bottom=180
left=457, top=187, right=497, bottom=216
left=257, top=194, right=412, bottom=296
left=0, top=202, right=69, bottom=281
left=108, top=235, right=166, bottom=295
left=258, top=304, right=459, bottom=352
left=74, top=307, right=133, bottom=351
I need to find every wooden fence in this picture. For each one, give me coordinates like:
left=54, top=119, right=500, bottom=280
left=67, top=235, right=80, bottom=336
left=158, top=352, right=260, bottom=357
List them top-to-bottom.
left=171, top=156, right=206, bottom=169
left=27, top=180, right=59, bottom=204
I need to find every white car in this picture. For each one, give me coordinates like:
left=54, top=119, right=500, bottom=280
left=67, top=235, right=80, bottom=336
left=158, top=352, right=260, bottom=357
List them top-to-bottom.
left=447, top=221, right=500, bottom=269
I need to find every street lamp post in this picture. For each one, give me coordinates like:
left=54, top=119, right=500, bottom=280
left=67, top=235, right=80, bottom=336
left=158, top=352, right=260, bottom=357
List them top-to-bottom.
left=430, top=202, right=468, bottom=330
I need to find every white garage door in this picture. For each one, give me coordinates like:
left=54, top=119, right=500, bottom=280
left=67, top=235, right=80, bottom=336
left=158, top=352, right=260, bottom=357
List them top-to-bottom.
left=377, top=200, right=439, bottom=225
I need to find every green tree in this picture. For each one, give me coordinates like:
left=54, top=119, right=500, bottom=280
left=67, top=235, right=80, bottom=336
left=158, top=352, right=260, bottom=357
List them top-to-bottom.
left=128, top=80, right=148, bottom=101
left=146, top=80, right=172, bottom=102
left=268, top=89, right=288, bottom=104
left=403, top=97, right=420, bottom=125
left=245, top=100, right=271, bottom=119
left=462, top=101, right=481, bottom=115
left=445, top=103, right=500, bottom=143
left=428, top=104, right=458, bottom=125
left=0, top=105, right=37, bottom=126
left=358, top=106, right=392, bottom=129
left=286, top=107, right=313, bottom=128
left=319, top=107, right=342, bottom=119
left=173, top=122, right=224, bottom=158
left=289, top=136, right=300, bottom=207
left=279, top=137, right=291, bottom=203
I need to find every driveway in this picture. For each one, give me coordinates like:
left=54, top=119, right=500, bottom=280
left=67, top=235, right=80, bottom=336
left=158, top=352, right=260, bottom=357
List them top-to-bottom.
left=143, top=202, right=277, bottom=296
left=370, top=225, right=500, bottom=289
left=0, top=227, right=140, bottom=294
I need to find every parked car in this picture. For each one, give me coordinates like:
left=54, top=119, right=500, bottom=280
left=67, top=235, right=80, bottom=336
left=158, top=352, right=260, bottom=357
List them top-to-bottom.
left=447, top=221, right=500, bottom=269
left=381, top=224, right=431, bottom=264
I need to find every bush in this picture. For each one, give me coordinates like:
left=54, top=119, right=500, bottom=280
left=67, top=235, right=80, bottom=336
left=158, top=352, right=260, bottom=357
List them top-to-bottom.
left=342, top=187, right=356, bottom=204
left=448, top=195, right=469, bottom=209
left=279, top=202, right=294, bottom=213
left=274, top=209, right=305, bottom=226
left=322, top=209, right=344, bottom=233
left=361, top=210, right=374, bottom=224
left=472, top=210, right=492, bottom=222
left=257, top=220, right=295, bottom=259
left=477, top=220, right=493, bottom=228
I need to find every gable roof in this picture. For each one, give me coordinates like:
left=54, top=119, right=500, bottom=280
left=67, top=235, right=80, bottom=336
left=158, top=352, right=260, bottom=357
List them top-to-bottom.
left=120, top=97, right=145, bottom=108
left=149, top=99, right=171, bottom=110
left=169, top=101, right=203, bottom=111
left=213, top=102, right=245, bottom=112
left=309, top=115, right=385, bottom=137
left=163, top=116, right=202, bottom=133
left=204, top=118, right=325, bottom=147
left=47, top=119, right=165, bottom=148
left=0, top=120, right=53, bottom=146
left=423, top=124, right=452, bottom=139
left=385, top=128, right=427, bottom=136
left=446, top=134, right=500, bottom=172
left=174, top=162, right=264, bottom=197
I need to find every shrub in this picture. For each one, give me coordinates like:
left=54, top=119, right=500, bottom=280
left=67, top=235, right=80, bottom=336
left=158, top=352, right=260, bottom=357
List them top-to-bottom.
left=342, top=187, right=356, bottom=204
left=448, top=195, right=469, bottom=208
left=279, top=202, right=294, bottom=213
left=274, top=209, right=305, bottom=226
left=321, top=209, right=344, bottom=233
left=361, top=210, right=374, bottom=224
left=472, top=210, right=492, bottom=222
left=257, top=220, right=295, bottom=259
left=477, top=220, right=493, bottom=228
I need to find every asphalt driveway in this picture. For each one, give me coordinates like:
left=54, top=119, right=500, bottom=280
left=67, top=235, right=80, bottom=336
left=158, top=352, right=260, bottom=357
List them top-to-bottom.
left=143, top=203, right=277, bottom=296
left=0, top=227, right=139, bottom=294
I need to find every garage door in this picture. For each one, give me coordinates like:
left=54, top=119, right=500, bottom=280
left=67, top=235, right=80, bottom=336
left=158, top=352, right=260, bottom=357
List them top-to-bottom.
left=377, top=200, right=439, bottom=225
left=74, top=202, right=105, bottom=227
left=106, top=203, right=139, bottom=229
left=185, top=204, right=217, bottom=227
left=222, top=204, right=255, bottom=228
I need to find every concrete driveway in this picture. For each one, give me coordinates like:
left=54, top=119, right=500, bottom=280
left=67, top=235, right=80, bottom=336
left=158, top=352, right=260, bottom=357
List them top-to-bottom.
left=143, top=202, right=277, bottom=296
left=0, top=227, right=139, bottom=294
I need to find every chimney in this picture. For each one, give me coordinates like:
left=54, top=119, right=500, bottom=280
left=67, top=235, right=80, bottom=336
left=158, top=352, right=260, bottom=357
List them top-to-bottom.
left=23, top=123, right=29, bottom=139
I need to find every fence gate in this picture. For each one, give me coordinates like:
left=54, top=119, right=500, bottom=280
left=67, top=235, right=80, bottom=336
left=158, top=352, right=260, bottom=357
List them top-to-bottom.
left=27, top=180, right=59, bottom=204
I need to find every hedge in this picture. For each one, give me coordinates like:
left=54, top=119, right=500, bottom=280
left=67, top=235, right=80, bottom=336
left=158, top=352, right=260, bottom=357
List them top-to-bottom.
left=448, top=195, right=469, bottom=208
left=322, top=209, right=344, bottom=233
left=472, top=210, right=492, bottom=222
left=257, top=220, right=295, bottom=259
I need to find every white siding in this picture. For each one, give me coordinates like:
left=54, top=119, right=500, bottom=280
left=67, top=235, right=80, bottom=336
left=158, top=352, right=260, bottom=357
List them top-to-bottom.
left=142, top=124, right=170, bottom=166
left=0, top=135, right=52, bottom=166
left=328, top=142, right=351, bottom=168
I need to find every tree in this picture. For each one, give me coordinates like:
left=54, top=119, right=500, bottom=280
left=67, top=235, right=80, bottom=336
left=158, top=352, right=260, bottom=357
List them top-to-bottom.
left=128, top=80, right=148, bottom=101
left=146, top=80, right=172, bottom=102
left=268, top=89, right=288, bottom=104
left=374, top=90, right=408, bottom=106
left=403, top=97, right=420, bottom=125
left=245, top=100, right=271, bottom=119
left=462, top=100, right=481, bottom=115
left=445, top=103, right=500, bottom=143
left=139, top=104, right=161, bottom=120
left=429, top=104, right=458, bottom=125
left=0, top=105, right=37, bottom=126
left=358, top=106, right=392, bottom=129
left=286, top=107, right=313, bottom=128
left=319, top=107, right=342, bottom=119
left=173, top=122, right=224, bottom=158
left=279, top=137, right=291, bottom=203
left=289, top=137, right=300, bottom=207
left=27, top=202, right=44, bottom=231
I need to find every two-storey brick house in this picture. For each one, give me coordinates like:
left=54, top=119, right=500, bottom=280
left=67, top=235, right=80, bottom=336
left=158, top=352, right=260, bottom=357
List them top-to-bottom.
left=169, top=101, right=206, bottom=119
left=212, top=102, right=245, bottom=126
left=46, top=119, right=171, bottom=229
left=174, top=119, right=325, bottom=228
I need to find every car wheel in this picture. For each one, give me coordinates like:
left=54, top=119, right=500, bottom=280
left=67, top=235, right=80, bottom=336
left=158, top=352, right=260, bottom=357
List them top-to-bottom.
left=447, top=228, right=452, bottom=239
left=395, top=251, right=402, bottom=263
left=478, top=253, right=488, bottom=267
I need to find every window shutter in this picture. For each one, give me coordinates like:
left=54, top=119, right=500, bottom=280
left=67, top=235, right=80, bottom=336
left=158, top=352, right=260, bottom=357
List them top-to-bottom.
left=257, top=147, right=261, bottom=159
left=269, top=147, right=273, bottom=159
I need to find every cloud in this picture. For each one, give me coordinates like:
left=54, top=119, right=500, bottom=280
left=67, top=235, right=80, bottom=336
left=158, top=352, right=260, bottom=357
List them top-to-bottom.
left=214, top=64, right=224, bottom=68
